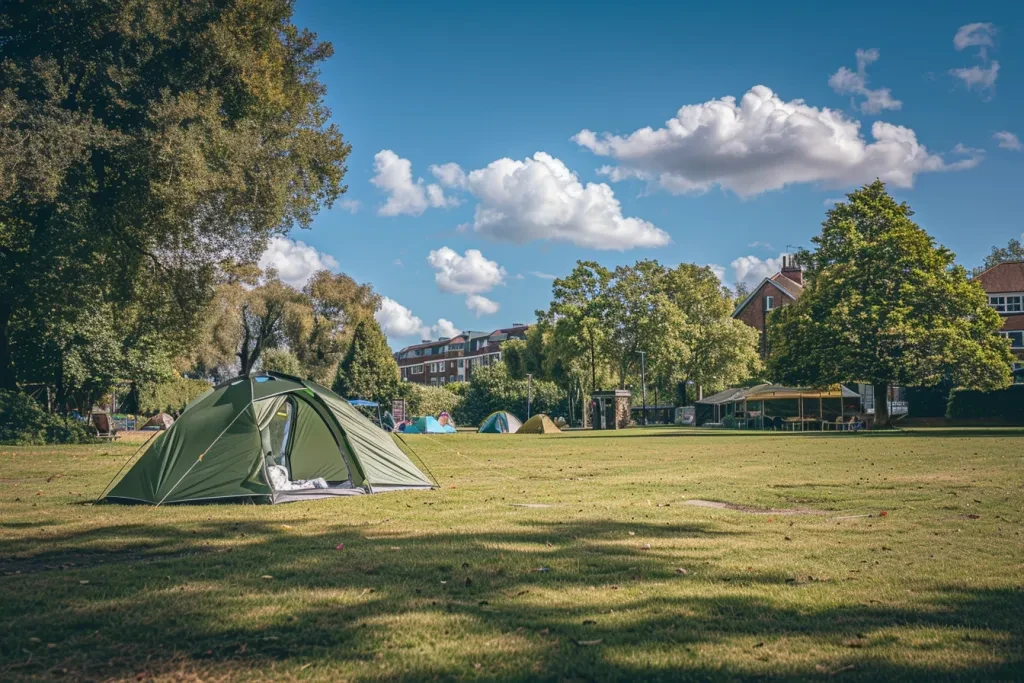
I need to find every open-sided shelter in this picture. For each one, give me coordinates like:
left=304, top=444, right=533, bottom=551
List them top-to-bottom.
left=103, top=372, right=433, bottom=505
left=696, top=384, right=861, bottom=429
left=479, top=411, right=523, bottom=433
left=518, top=414, right=561, bottom=434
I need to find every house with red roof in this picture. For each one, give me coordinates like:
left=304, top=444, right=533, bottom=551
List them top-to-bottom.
left=974, top=261, right=1024, bottom=383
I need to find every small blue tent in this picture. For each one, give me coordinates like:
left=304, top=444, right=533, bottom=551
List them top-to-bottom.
left=407, top=416, right=448, bottom=434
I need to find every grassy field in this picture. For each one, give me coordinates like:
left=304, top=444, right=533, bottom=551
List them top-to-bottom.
left=1, top=427, right=1022, bottom=681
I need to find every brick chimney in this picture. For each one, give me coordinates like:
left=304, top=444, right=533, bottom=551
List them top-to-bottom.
left=780, top=255, right=803, bottom=286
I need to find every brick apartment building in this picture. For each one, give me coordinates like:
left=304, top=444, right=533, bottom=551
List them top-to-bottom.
left=731, top=255, right=804, bottom=357
left=974, top=261, right=1024, bottom=383
left=394, top=325, right=530, bottom=386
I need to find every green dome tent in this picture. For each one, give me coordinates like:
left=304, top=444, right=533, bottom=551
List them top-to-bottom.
left=103, top=372, right=433, bottom=505
left=479, top=411, right=523, bottom=434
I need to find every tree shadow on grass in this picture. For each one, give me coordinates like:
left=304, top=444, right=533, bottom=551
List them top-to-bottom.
left=0, top=517, right=1021, bottom=681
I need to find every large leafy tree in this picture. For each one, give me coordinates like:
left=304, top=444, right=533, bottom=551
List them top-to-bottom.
left=0, top=0, right=350, bottom=393
left=768, top=181, right=1013, bottom=425
left=972, top=238, right=1024, bottom=277
left=603, top=260, right=688, bottom=389
left=541, top=261, right=614, bottom=394
left=661, top=263, right=761, bottom=400
left=184, top=266, right=375, bottom=383
left=332, top=316, right=400, bottom=404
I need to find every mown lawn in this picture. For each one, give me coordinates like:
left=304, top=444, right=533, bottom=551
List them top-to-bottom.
left=1, top=427, right=1022, bottom=681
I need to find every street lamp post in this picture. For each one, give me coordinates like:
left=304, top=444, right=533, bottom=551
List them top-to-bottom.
left=638, top=351, right=647, bottom=426
left=527, top=373, right=533, bottom=419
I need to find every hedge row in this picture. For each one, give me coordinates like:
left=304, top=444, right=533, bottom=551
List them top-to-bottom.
left=946, top=385, right=1024, bottom=421
left=0, top=391, right=96, bottom=445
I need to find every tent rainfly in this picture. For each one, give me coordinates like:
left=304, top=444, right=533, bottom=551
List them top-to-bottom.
left=103, top=372, right=433, bottom=505
left=479, top=411, right=523, bottom=434
left=518, top=414, right=561, bottom=434
left=403, top=416, right=451, bottom=434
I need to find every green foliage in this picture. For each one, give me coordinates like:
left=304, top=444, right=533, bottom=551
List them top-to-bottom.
left=0, top=0, right=350, bottom=393
left=768, top=181, right=1013, bottom=424
left=972, top=239, right=1024, bottom=277
left=538, top=259, right=759, bottom=419
left=188, top=267, right=379, bottom=384
left=332, top=317, right=400, bottom=405
left=501, top=339, right=529, bottom=379
left=259, top=348, right=303, bottom=377
left=458, top=364, right=565, bottom=427
left=137, top=374, right=213, bottom=415
left=397, top=382, right=463, bottom=420
left=905, top=384, right=953, bottom=418
left=947, top=385, right=1024, bottom=421
left=0, top=390, right=94, bottom=445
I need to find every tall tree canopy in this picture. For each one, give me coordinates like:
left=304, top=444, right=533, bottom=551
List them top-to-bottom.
left=0, top=0, right=350, bottom=396
left=768, top=181, right=1013, bottom=425
left=973, top=238, right=1024, bottom=277
left=536, top=259, right=759, bottom=420
left=184, top=266, right=378, bottom=384
left=332, top=316, right=400, bottom=405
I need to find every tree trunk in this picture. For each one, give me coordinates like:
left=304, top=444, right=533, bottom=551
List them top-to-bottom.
left=0, top=300, right=15, bottom=391
left=873, top=383, right=891, bottom=427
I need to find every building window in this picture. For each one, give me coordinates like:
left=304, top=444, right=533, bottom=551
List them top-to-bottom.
left=764, top=295, right=774, bottom=311
left=990, top=295, right=1023, bottom=313
left=999, top=331, right=1024, bottom=349
left=458, top=359, right=464, bottom=368
left=1014, top=363, right=1024, bottom=384
left=411, top=365, right=423, bottom=375
left=449, top=375, right=455, bottom=383
left=431, top=377, right=438, bottom=386
left=439, top=377, right=445, bottom=385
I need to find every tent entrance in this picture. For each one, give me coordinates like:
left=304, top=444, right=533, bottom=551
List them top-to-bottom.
left=256, top=394, right=353, bottom=494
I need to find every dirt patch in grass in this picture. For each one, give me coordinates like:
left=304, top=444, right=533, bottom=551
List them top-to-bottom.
left=682, top=499, right=825, bottom=515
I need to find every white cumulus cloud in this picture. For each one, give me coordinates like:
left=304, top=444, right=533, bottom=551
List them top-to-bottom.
left=950, top=23, right=999, bottom=97
left=954, top=23, right=997, bottom=55
left=829, top=48, right=902, bottom=115
left=950, top=62, right=1000, bottom=95
left=574, top=85, right=982, bottom=198
left=994, top=131, right=1022, bottom=151
left=371, top=150, right=460, bottom=216
left=465, top=152, right=670, bottom=250
left=429, top=162, right=467, bottom=188
left=259, top=237, right=339, bottom=288
left=427, top=247, right=507, bottom=294
left=730, top=253, right=790, bottom=289
left=529, top=271, right=558, bottom=280
left=466, top=294, right=500, bottom=317
left=375, top=297, right=464, bottom=343
left=376, top=297, right=426, bottom=338
left=431, top=318, right=461, bottom=338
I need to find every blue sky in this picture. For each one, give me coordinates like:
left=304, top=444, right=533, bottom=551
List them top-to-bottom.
left=266, top=0, right=1024, bottom=349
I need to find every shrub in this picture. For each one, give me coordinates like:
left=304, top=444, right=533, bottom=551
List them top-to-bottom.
left=458, top=364, right=566, bottom=427
left=137, top=374, right=213, bottom=415
left=396, top=382, right=463, bottom=420
left=905, top=383, right=952, bottom=418
left=946, top=385, right=1024, bottom=422
left=0, top=391, right=96, bottom=445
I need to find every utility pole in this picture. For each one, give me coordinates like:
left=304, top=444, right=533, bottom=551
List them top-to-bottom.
left=638, top=351, right=647, bottom=426
left=527, top=373, right=533, bottom=419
